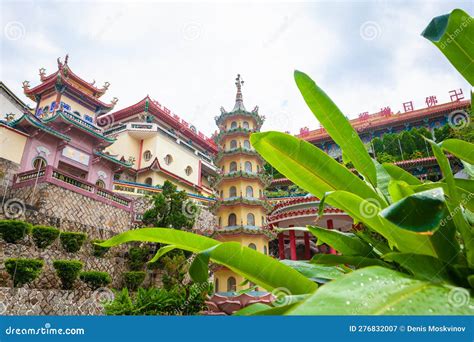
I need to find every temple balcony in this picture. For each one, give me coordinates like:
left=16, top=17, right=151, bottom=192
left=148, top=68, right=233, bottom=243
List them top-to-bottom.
left=13, top=166, right=133, bottom=211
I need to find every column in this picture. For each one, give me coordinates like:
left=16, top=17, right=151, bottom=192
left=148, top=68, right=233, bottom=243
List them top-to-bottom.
left=327, top=219, right=336, bottom=255
left=289, top=230, right=297, bottom=260
left=304, top=232, right=311, bottom=260
left=278, top=233, right=285, bottom=260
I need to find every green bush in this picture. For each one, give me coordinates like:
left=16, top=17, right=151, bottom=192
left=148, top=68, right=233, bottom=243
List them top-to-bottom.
left=0, top=220, right=31, bottom=243
left=31, top=226, right=60, bottom=249
left=60, top=232, right=87, bottom=253
left=91, top=239, right=110, bottom=258
left=128, top=246, right=150, bottom=271
left=4, top=258, right=44, bottom=287
left=53, top=260, right=83, bottom=289
left=79, top=271, right=112, bottom=290
left=123, top=271, right=146, bottom=291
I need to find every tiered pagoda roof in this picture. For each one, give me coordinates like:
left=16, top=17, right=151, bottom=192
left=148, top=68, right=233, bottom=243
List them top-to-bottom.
left=23, top=55, right=118, bottom=114
left=214, top=75, right=265, bottom=130
left=99, top=96, right=217, bottom=154
left=298, top=100, right=470, bottom=144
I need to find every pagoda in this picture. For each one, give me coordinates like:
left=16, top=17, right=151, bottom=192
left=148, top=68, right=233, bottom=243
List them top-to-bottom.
left=7, top=55, right=131, bottom=191
left=212, top=75, right=272, bottom=293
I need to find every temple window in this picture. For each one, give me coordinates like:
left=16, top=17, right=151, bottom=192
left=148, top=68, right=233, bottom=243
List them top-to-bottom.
left=230, top=121, right=237, bottom=129
left=243, top=121, right=249, bottom=129
left=230, top=140, right=237, bottom=149
left=243, top=140, right=250, bottom=149
left=143, top=150, right=152, bottom=162
left=164, top=154, right=173, bottom=165
left=32, top=157, right=47, bottom=170
left=229, top=161, right=237, bottom=172
left=245, top=161, right=252, bottom=173
left=185, top=166, right=193, bottom=176
left=144, top=177, right=153, bottom=186
left=95, top=179, right=106, bottom=188
left=229, top=186, right=237, bottom=197
left=246, top=186, right=253, bottom=198
left=259, top=189, right=262, bottom=198
left=228, top=213, right=237, bottom=226
left=247, top=213, right=255, bottom=226
left=261, top=216, right=265, bottom=225
left=218, top=217, right=221, bottom=227
left=248, top=243, right=257, bottom=250
left=263, top=245, right=268, bottom=255
left=227, top=277, right=236, bottom=292
left=215, top=278, right=219, bottom=293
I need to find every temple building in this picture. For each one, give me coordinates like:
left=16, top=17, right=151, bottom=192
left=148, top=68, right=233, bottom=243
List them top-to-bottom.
left=212, top=75, right=273, bottom=293
left=97, top=96, right=218, bottom=204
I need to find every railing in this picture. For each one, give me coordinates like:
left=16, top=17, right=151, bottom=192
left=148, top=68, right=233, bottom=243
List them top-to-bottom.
left=61, top=111, right=103, bottom=133
left=14, top=166, right=132, bottom=211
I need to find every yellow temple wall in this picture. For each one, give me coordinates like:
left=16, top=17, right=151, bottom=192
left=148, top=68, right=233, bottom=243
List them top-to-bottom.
left=222, top=117, right=257, bottom=130
left=0, top=126, right=27, bottom=164
left=106, top=133, right=140, bottom=165
left=221, top=155, right=262, bottom=173
left=218, top=178, right=264, bottom=198
left=217, top=205, right=266, bottom=227
left=214, top=269, right=246, bottom=292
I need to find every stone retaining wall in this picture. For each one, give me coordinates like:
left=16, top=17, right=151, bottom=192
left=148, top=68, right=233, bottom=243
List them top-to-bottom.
left=0, top=287, right=108, bottom=315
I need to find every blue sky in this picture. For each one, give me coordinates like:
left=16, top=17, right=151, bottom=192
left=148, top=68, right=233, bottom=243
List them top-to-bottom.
left=1, top=0, right=472, bottom=137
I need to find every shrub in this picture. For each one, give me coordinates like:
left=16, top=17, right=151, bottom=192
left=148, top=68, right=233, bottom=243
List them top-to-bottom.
left=0, top=220, right=31, bottom=243
left=31, top=226, right=60, bottom=249
left=60, top=232, right=87, bottom=253
left=91, top=239, right=110, bottom=258
left=128, top=246, right=150, bottom=271
left=4, top=258, right=44, bottom=287
left=53, top=260, right=83, bottom=289
left=79, top=271, right=112, bottom=290
left=123, top=271, right=146, bottom=291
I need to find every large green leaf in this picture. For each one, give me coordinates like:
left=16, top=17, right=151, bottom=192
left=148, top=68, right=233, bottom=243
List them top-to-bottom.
left=422, top=9, right=474, bottom=85
left=294, top=70, right=377, bottom=185
left=250, top=131, right=384, bottom=204
left=428, top=139, right=474, bottom=267
left=440, top=139, right=474, bottom=164
left=374, top=160, right=392, bottom=202
left=382, top=163, right=422, bottom=185
left=387, top=180, right=415, bottom=202
left=380, top=188, right=447, bottom=233
left=322, top=190, right=459, bottom=262
left=307, top=226, right=374, bottom=256
left=101, top=228, right=317, bottom=295
left=148, top=244, right=177, bottom=263
left=382, top=252, right=455, bottom=284
left=311, top=254, right=389, bottom=268
left=280, top=259, right=345, bottom=282
left=287, top=266, right=474, bottom=315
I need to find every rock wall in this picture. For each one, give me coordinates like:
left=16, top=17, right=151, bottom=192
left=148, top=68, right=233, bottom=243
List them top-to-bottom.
left=0, top=158, right=20, bottom=199
left=6, top=182, right=132, bottom=235
left=0, top=287, right=109, bottom=315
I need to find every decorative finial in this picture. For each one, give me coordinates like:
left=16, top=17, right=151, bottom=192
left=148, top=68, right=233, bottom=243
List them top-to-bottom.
left=64, top=54, right=69, bottom=65
left=57, top=57, right=63, bottom=69
left=39, top=68, right=46, bottom=79
left=233, top=74, right=246, bottom=111
left=22, top=80, right=30, bottom=90
left=101, top=81, right=110, bottom=92
left=111, top=97, right=119, bottom=107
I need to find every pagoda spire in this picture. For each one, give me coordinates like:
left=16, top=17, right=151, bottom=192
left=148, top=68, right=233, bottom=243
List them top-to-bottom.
left=232, top=74, right=246, bottom=112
